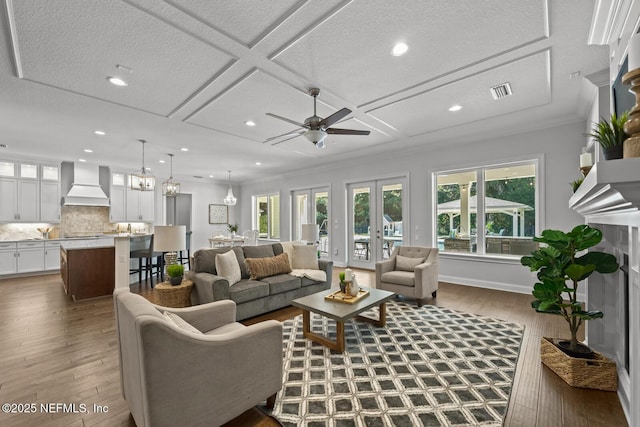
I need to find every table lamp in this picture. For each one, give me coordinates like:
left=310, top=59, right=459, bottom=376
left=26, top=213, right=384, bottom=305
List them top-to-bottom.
left=301, top=223, right=319, bottom=245
left=153, top=225, right=186, bottom=280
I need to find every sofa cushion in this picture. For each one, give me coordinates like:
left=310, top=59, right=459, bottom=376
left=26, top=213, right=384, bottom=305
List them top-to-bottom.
left=243, top=245, right=275, bottom=259
left=292, top=245, right=319, bottom=270
left=230, top=247, right=250, bottom=279
left=215, top=250, right=241, bottom=286
left=245, top=253, right=292, bottom=280
left=396, top=255, right=425, bottom=272
left=381, top=270, right=415, bottom=287
left=261, top=274, right=301, bottom=295
left=228, top=279, right=270, bottom=304
left=163, top=311, right=202, bottom=334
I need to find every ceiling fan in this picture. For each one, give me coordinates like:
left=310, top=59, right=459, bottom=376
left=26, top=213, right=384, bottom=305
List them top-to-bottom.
left=265, top=88, right=370, bottom=149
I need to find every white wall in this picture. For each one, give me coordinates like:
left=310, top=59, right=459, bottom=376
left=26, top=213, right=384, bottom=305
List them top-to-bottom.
left=238, top=120, right=586, bottom=294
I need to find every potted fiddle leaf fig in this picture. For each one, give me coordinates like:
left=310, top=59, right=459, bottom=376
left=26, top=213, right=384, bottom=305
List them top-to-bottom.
left=588, top=112, right=628, bottom=160
left=521, top=224, right=618, bottom=358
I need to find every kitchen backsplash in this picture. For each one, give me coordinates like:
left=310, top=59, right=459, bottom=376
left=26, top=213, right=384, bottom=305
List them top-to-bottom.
left=60, top=206, right=111, bottom=237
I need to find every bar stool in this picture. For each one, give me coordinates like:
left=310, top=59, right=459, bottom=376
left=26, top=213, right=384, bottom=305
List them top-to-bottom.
left=178, top=231, right=192, bottom=269
left=130, top=235, right=162, bottom=286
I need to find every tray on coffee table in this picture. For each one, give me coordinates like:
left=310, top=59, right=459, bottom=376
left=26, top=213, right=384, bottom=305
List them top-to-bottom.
left=324, top=288, right=369, bottom=304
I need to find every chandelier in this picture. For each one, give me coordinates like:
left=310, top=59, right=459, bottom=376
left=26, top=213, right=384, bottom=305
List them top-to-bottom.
left=130, top=139, right=155, bottom=191
left=162, top=153, right=180, bottom=197
left=223, top=170, right=237, bottom=206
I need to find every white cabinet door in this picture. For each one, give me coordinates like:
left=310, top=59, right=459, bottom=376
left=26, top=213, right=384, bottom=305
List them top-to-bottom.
left=0, top=179, right=17, bottom=221
left=17, top=180, right=39, bottom=221
left=40, top=181, right=61, bottom=222
left=110, top=186, right=127, bottom=222
left=126, top=188, right=139, bottom=221
left=139, top=191, right=154, bottom=222
left=44, top=241, right=61, bottom=270
left=0, top=242, right=16, bottom=274
left=17, top=242, right=44, bottom=273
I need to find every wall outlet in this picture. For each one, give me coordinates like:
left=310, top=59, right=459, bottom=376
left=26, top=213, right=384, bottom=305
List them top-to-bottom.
left=334, top=248, right=339, bottom=255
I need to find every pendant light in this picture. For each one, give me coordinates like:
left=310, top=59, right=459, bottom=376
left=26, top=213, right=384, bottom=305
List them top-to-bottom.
left=130, top=139, right=155, bottom=191
left=162, top=153, right=180, bottom=197
left=223, top=170, right=237, bottom=206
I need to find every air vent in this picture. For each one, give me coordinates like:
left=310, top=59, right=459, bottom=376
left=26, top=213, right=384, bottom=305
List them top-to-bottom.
left=490, top=82, right=513, bottom=100
left=0, top=144, right=7, bottom=148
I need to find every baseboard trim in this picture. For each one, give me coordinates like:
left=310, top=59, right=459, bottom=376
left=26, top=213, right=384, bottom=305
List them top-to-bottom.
left=439, top=275, right=586, bottom=300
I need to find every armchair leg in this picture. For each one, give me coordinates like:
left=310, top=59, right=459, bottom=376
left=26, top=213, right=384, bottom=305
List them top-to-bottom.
left=432, top=290, right=437, bottom=298
left=416, top=299, right=423, bottom=307
left=266, top=393, right=277, bottom=410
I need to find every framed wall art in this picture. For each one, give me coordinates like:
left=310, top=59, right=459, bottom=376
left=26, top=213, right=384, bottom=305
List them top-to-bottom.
left=209, top=204, right=228, bottom=224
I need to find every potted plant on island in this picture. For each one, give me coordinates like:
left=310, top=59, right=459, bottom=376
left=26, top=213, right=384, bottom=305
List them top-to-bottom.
left=588, top=112, right=628, bottom=160
left=227, top=223, right=238, bottom=238
left=521, top=224, right=619, bottom=390
left=167, top=264, right=184, bottom=286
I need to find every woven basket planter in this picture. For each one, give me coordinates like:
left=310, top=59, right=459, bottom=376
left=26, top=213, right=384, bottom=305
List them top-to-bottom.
left=540, top=337, right=617, bottom=391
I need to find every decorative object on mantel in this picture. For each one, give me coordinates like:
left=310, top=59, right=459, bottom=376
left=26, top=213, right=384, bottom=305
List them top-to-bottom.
left=621, top=68, right=640, bottom=158
left=588, top=112, right=628, bottom=160
left=130, top=139, right=156, bottom=191
left=579, top=147, right=592, bottom=176
left=162, top=153, right=180, bottom=197
left=223, top=170, right=237, bottom=206
left=570, top=177, right=584, bottom=193
left=521, top=225, right=619, bottom=389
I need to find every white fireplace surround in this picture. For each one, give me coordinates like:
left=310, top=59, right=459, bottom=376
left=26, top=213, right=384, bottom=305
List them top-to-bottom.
left=569, top=157, right=640, bottom=426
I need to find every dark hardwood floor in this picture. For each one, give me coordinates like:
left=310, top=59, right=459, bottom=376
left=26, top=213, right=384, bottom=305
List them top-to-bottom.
left=0, top=270, right=627, bottom=426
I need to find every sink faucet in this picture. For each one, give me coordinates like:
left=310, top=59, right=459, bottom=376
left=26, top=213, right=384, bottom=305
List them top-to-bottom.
left=127, top=223, right=131, bottom=233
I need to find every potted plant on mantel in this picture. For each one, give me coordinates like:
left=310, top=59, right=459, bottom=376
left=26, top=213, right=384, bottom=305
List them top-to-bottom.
left=588, top=112, right=628, bottom=160
left=521, top=225, right=619, bottom=390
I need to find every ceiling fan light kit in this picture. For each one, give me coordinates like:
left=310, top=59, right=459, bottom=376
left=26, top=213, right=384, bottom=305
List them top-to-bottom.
left=266, top=88, right=371, bottom=147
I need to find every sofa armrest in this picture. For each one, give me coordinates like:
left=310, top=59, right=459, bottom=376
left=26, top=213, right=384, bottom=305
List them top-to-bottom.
left=375, top=257, right=396, bottom=286
left=318, top=259, right=333, bottom=284
left=414, top=260, right=439, bottom=297
left=189, top=272, right=230, bottom=305
left=161, top=299, right=236, bottom=332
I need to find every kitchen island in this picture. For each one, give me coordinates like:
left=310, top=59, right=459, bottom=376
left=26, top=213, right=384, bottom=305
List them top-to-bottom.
left=60, top=245, right=115, bottom=301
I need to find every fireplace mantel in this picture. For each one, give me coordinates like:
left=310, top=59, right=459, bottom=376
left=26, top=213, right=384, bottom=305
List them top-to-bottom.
left=569, top=158, right=640, bottom=220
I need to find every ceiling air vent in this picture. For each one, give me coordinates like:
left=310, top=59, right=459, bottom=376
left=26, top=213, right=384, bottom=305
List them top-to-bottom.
left=490, top=82, right=512, bottom=100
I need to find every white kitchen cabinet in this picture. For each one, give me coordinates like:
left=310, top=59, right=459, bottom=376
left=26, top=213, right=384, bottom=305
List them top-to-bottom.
left=0, top=178, right=39, bottom=222
left=40, top=181, right=61, bottom=222
left=110, top=185, right=127, bottom=222
left=126, top=188, right=154, bottom=222
left=17, top=241, right=44, bottom=273
left=44, top=241, right=61, bottom=270
left=0, top=242, right=16, bottom=275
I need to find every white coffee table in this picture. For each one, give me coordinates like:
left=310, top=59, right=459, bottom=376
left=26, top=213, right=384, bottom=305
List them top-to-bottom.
left=291, top=287, right=395, bottom=352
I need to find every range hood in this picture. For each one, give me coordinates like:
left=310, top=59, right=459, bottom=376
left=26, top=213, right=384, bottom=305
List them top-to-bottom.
left=62, top=162, right=110, bottom=207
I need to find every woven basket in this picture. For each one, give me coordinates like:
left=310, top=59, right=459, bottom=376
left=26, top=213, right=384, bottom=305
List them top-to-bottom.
left=623, top=137, right=640, bottom=158
left=155, top=281, right=193, bottom=308
left=539, top=337, right=617, bottom=391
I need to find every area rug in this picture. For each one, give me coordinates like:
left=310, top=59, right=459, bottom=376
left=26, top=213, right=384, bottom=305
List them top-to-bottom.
left=272, top=301, right=524, bottom=427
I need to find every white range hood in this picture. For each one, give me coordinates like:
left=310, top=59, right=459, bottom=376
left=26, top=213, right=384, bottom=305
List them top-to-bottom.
left=63, top=162, right=110, bottom=207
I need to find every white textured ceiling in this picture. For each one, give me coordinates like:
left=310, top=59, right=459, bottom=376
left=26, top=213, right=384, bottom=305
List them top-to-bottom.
left=0, top=0, right=608, bottom=184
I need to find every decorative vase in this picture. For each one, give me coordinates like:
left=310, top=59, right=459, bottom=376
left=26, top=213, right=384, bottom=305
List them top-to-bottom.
left=623, top=69, right=640, bottom=158
left=231, top=231, right=236, bottom=238
left=169, top=276, right=183, bottom=286
left=349, top=276, right=359, bottom=296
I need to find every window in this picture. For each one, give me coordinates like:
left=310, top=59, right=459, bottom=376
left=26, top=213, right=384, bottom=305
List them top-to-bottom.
left=434, top=160, right=539, bottom=257
left=292, top=188, right=330, bottom=257
left=254, top=193, right=280, bottom=239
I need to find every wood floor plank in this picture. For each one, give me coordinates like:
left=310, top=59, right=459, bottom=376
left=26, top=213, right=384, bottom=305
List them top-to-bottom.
left=0, top=270, right=628, bottom=426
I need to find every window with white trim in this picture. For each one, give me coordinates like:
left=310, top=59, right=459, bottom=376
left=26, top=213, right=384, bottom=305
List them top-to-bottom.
left=434, top=160, right=539, bottom=256
left=254, top=193, right=280, bottom=239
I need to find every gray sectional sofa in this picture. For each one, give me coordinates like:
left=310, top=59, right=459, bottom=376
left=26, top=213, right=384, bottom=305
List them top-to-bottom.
left=188, top=243, right=333, bottom=320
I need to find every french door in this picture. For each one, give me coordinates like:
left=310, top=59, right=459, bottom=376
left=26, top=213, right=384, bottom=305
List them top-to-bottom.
left=347, top=177, right=406, bottom=269
left=292, top=187, right=330, bottom=258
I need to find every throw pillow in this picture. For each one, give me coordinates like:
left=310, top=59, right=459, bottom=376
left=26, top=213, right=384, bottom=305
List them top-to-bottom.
left=280, top=241, right=295, bottom=268
left=292, top=244, right=319, bottom=270
left=215, top=250, right=241, bottom=286
left=245, top=253, right=292, bottom=280
left=396, top=255, right=426, bottom=271
left=163, top=311, right=202, bottom=335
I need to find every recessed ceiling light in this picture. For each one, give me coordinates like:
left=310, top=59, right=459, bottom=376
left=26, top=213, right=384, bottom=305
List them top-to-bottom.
left=391, top=42, right=409, bottom=56
left=107, top=76, right=127, bottom=87
left=448, top=105, right=462, bottom=112
left=245, top=120, right=256, bottom=127
left=94, top=130, right=106, bottom=136
left=181, top=147, right=189, bottom=152
left=83, top=149, right=93, bottom=153
left=78, top=158, right=86, bottom=162
left=158, top=160, right=166, bottom=164
left=255, top=162, right=261, bottom=166
left=209, top=175, right=214, bottom=178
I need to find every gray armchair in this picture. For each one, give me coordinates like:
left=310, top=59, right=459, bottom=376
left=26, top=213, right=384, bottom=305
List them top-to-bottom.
left=375, top=246, right=439, bottom=307
left=113, top=288, right=283, bottom=427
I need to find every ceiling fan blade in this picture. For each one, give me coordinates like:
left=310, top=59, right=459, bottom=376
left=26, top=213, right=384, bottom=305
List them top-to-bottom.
left=320, top=108, right=351, bottom=128
left=266, top=113, right=307, bottom=128
left=326, top=127, right=371, bottom=135
left=264, top=129, right=304, bottom=142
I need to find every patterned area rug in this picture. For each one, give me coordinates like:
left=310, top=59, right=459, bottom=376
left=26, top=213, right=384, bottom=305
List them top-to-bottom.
left=272, top=301, right=524, bottom=427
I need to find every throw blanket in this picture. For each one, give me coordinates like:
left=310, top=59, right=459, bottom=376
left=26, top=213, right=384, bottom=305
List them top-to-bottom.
left=290, top=269, right=326, bottom=282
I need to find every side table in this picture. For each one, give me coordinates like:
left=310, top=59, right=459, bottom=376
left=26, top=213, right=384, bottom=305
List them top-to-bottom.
left=155, top=279, right=193, bottom=308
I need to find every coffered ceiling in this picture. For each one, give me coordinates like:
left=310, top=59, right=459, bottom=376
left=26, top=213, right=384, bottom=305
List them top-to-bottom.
left=0, top=0, right=608, bottom=184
